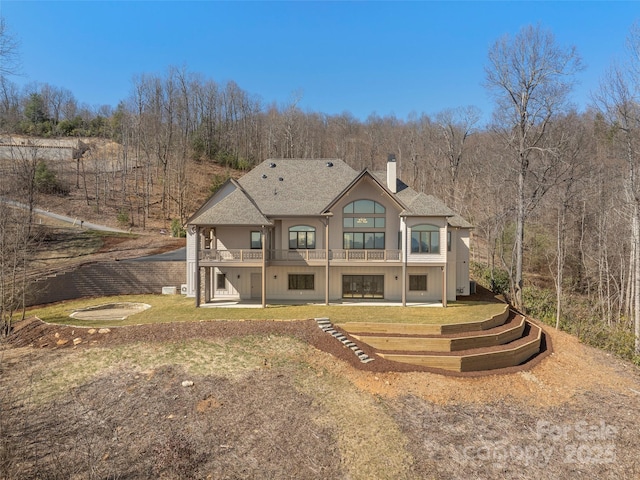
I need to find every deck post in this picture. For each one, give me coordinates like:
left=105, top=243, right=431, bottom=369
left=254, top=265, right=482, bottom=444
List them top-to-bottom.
left=324, top=215, right=330, bottom=305
left=401, top=216, right=407, bottom=307
left=443, top=222, right=448, bottom=308
left=194, top=226, right=201, bottom=307
left=261, top=227, right=267, bottom=308
left=442, top=265, right=447, bottom=308
left=204, top=266, right=211, bottom=303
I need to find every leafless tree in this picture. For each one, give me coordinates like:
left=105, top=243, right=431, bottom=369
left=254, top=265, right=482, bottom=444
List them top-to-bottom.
left=0, top=17, right=20, bottom=81
left=594, top=22, right=640, bottom=352
left=485, top=24, right=583, bottom=310
left=433, top=106, right=481, bottom=211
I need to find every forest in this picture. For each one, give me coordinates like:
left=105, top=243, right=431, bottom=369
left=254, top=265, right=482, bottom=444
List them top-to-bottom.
left=1, top=19, right=639, bottom=364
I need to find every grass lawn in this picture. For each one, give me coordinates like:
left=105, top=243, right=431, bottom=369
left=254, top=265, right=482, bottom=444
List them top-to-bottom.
left=25, top=294, right=507, bottom=328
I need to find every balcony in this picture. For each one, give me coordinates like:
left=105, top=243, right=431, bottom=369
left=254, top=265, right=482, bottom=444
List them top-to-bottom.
left=199, top=249, right=403, bottom=264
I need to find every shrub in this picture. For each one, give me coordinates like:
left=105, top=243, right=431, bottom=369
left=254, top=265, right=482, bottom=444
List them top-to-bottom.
left=34, top=161, right=68, bottom=195
left=116, top=209, right=130, bottom=228
left=171, top=219, right=186, bottom=238
left=470, top=261, right=510, bottom=295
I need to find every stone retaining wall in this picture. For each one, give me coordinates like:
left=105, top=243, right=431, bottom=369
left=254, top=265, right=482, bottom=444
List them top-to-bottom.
left=27, top=261, right=186, bottom=306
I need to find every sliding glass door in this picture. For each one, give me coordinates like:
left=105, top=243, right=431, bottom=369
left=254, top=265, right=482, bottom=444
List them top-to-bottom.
left=342, top=275, right=384, bottom=299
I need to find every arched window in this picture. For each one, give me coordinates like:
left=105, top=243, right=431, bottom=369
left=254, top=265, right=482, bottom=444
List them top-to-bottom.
left=343, top=200, right=386, bottom=249
left=289, top=225, right=316, bottom=249
left=411, top=225, right=440, bottom=254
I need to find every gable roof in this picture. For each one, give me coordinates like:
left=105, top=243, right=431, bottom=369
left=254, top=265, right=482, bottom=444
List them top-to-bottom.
left=238, top=159, right=358, bottom=216
left=322, top=168, right=407, bottom=214
left=188, top=179, right=271, bottom=226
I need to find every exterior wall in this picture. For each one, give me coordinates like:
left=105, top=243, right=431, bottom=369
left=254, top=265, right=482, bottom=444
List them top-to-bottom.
left=327, top=177, right=402, bottom=251
left=405, top=216, right=448, bottom=264
left=278, top=218, right=326, bottom=250
left=216, top=226, right=261, bottom=250
left=186, top=227, right=197, bottom=296
left=456, top=229, right=471, bottom=295
left=204, top=264, right=446, bottom=303
left=405, top=266, right=446, bottom=303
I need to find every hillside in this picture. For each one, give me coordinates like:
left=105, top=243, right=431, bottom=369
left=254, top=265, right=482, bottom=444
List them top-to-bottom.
left=2, top=137, right=640, bottom=478
left=2, top=314, right=639, bottom=479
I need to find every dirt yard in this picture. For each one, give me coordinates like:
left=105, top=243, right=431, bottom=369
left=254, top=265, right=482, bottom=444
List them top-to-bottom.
left=2, top=314, right=639, bottom=479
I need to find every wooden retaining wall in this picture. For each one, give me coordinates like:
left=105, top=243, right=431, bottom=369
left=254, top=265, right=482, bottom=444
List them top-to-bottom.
left=337, top=304, right=509, bottom=336
left=351, top=315, right=525, bottom=353
left=377, top=322, right=542, bottom=372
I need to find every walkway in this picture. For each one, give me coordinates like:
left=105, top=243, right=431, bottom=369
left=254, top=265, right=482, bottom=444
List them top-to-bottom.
left=0, top=196, right=128, bottom=233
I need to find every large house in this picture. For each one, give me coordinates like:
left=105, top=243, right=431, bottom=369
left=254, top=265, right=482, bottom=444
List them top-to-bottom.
left=185, top=157, right=472, bottom=307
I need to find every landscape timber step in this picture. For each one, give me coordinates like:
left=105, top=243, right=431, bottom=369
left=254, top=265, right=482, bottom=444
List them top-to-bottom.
left=335, top=305, right=509, bottom=336
left=352, top=315, right=525, bottom=353
left=377, top=321, right=542, bottom=372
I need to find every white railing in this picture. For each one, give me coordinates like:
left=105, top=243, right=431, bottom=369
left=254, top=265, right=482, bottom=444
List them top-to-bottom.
left=199, top=249, right=263, bottom=262
left=200, top=249, right=403, bottom=263
left=331, top=249, right=402, bottom=262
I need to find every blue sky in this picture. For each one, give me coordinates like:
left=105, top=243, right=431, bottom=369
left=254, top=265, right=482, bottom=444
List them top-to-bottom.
left=2, top=1, right=639, bottom=125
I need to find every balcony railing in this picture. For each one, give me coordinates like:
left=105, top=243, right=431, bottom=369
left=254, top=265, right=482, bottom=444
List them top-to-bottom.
left=199, top=249, right=402, bottom=263
left=199, top=249, right=263, bottom=262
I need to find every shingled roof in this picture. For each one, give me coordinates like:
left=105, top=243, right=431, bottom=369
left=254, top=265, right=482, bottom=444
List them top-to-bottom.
left=189, top=159, right=472, bottom=227
left=238, top=159, right=358, bottom=216
left=188, top=180, right=271, bottom=226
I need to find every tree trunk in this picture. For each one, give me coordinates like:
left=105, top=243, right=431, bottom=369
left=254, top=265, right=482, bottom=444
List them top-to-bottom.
left=514, top=160, right=526, bottom=311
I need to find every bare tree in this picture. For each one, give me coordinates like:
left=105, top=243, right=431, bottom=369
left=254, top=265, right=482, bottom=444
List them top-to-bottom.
left=0, top=17, right=20, bottom=81
left=594, top=22, right=640, bottom=352
left=485, top=24, right=583, bottom=310
left=433, top=106, right=481, bottom=211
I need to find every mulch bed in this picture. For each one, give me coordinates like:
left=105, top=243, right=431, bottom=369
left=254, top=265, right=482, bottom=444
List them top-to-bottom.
left=6, top=315, right=552, bottom=377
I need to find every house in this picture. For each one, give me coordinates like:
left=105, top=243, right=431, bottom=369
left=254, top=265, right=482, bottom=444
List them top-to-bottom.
left=185, top=156, right=472, bottom=307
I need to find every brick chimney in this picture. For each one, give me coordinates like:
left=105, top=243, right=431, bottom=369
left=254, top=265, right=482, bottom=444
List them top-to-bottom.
left=387, top=154, right=397, bottom=193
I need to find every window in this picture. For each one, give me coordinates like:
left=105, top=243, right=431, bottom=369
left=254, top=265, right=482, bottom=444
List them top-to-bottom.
left=343, top=199, right=386, bottom=249
left=343, top=199, right=385, bottom=215
left=289, top=225, right=316, bottom=249
left=411, top=225, right=440, bottom=254
left=250, top=231, right=262, bottom=249
left=447, top=231, right=452, bottom=252
left=343, top=232, right=385, bottom=249
left=216, top=273, right=226, bottom=290
left=288, top=274, right=314, bottom=290
left=409, top=275, right=427, bottom=291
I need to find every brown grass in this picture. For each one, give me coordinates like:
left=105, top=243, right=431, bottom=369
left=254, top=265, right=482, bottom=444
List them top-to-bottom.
left=2, top=326, right=639, bottom=479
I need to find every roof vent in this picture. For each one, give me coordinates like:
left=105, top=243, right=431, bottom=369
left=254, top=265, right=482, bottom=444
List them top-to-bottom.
left=326, top=161, right=333, bottom=167
left=269, top=162, right=277, bottom=168
left=261, top=174, right=267, bottom=179
left=278, top=177, right=284, bottom=181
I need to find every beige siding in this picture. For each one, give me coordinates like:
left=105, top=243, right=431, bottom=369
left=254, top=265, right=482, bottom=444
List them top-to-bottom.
left=327, top=177, right=402, bottom=251
left=405, top=217, right=447, bottom=264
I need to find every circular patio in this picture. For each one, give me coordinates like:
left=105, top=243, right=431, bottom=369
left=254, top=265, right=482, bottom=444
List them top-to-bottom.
left=69, top=302, right=151, bottom=321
